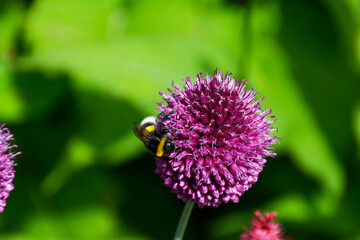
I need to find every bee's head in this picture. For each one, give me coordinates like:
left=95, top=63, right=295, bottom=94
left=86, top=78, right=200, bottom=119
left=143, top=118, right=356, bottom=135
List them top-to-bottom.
left=164, top=139, right=175, bottom=156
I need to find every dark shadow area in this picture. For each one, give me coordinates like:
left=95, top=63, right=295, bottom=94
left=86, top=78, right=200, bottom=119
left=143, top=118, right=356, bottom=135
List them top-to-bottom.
left=279, top=0, right=359, bottom=160
left=2, top=70, right=77, bottom=232
left=114, top=155, right=192, bottom=240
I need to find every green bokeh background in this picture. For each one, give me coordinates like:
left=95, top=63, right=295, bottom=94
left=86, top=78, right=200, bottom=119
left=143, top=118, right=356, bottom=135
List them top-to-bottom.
left=0, top=0, right=359, bottom=239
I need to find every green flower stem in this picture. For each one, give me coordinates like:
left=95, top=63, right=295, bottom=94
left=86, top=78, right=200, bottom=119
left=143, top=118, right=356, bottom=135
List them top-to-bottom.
left=173, top=201, right=195, bottom=240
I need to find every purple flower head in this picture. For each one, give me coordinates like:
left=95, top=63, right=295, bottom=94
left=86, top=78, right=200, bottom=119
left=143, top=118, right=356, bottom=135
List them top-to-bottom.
left=155, top=70, right=279, bottom=207
left=0, top=124, right=20, bottom=213
left=240, top=210, right=284, bottom=240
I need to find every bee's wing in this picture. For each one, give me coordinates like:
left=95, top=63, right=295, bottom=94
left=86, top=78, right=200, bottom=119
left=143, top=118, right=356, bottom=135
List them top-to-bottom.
left=133, top=122, right=143, bottom=140
left=133, top=122, right=152, bottom=142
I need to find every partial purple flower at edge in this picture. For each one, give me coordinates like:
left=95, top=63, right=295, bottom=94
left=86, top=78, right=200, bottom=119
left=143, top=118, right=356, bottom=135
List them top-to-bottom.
left=155, top=70, right=279, bottom=207
left=0, top=124, right=20, bottom=213
left=240, top=210, right=284, bottom=240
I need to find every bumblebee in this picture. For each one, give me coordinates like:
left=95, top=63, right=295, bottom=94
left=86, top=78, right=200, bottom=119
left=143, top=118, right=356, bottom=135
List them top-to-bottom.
left=133, top=116, right=175, bottom=157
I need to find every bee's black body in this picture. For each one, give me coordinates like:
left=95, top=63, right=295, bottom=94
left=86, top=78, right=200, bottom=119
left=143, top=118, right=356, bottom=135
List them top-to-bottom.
left=133, top=116, right=175, bottom=157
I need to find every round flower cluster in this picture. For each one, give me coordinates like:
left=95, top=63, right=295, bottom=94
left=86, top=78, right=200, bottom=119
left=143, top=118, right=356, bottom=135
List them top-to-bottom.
left=155, top=70, right=279, bottom=207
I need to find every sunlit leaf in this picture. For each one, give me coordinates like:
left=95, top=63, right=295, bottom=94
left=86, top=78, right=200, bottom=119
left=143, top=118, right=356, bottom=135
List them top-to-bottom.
left=21, top=0, right=242, bottom=114
left=0, top=3, right=23, bottom=51
left=0, top=4, right=24, bottom=122
left=0, top=66, right=24, bottom=122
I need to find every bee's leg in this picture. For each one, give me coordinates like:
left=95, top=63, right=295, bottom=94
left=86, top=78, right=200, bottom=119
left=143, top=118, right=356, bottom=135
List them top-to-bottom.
left=159, top=110, right=175, bottom=134
left=161, top=110, right=174, bottom=122
left=159, top=121, right=170, bottom=134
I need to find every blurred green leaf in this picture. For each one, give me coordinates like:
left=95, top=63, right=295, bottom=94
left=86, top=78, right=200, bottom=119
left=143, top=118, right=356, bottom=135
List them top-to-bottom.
left=20, top=0, right=243, bottom=114
left=24, top=0, right=119, bottom=50
left=250, top=0, right=346, bottom=216
left=324, top=0, right=360, bottom=73
left=0, top=3, right=24, bottom=122
left=0, top=3, right=23, bottom=51
left=252, top=35, right=345, bottom=215
left=0, top=66, right=24, bottom=122
left=13, top=71, right=70, bottom=121
left=40, top=88, right=144, bottom=196
left=354, top=103, right=360, bottom=160
left=103, top=130, right=144, bottom=164
left=40, top=136, right=95, bottom=197
left=267, top=193, right=312, bottom=222
left=4, top=205, right=146, bottom=240
left=207, top=209, right=251, bottom=239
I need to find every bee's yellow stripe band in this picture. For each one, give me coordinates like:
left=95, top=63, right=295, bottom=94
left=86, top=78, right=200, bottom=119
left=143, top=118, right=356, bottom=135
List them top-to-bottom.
left=145, top=125, right=155, bottom=133
left=156, top=136, right=167, bottom=157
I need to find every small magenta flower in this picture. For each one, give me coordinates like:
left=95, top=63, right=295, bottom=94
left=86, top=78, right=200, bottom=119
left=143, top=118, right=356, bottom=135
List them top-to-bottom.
left=155, top=70, right=279, bottom=207
left=0, top=124, right=20, bottom=213
left=240, top=210, right=284, bottom=240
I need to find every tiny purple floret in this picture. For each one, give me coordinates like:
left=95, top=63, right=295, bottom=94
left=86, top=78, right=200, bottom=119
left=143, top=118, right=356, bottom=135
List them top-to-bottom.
left=155, top=70, right=279, bottom=207
left=0, top=124, right=20, bottom=213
